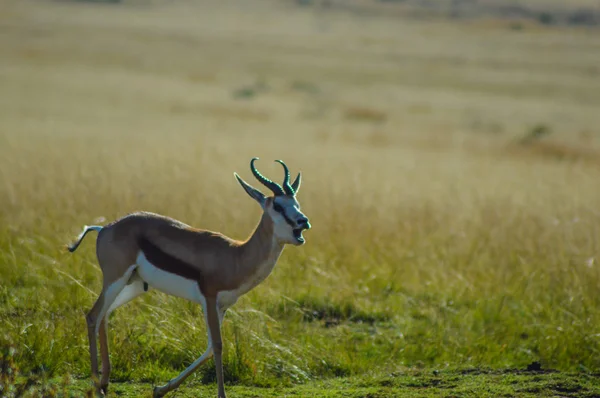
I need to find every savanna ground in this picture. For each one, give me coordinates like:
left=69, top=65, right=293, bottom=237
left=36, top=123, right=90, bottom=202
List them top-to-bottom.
left=1, top=0, right=600, bottom=396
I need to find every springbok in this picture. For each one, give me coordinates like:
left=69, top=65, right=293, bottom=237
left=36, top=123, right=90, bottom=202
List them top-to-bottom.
left=67, top=158, right=311, bottom=398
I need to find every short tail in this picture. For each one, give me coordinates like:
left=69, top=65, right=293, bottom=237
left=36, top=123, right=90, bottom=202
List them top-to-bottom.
left=66, top=225, right=103, bottom=253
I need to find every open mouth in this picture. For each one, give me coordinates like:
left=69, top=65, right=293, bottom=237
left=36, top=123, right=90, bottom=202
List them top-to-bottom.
left=293, top=228, right=305, bottom=243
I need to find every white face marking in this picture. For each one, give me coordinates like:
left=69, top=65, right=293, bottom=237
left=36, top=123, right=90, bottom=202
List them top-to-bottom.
left=269, top=196, right=309, bottom=245
left=136, top=252, right=206, bottom=306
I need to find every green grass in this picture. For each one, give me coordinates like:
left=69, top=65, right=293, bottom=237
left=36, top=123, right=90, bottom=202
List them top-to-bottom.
left=1, top=0, right=600, bottom=396
left=4, top=369, right=600, bottom=398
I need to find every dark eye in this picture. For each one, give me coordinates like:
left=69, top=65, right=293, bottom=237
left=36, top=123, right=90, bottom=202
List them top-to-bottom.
left=273, top=203, right=283, bottom=213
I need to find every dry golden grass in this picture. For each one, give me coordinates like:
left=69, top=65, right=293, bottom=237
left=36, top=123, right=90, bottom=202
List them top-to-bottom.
left=1, top=0, right=600, bottom=391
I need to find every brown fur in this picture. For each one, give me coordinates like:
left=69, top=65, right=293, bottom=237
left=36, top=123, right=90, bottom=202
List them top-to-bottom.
left=70, top=164, right=310, bottom=398
left=83, top=200, right=290, bottom=398
left=95, top=207, right=280, bottom=296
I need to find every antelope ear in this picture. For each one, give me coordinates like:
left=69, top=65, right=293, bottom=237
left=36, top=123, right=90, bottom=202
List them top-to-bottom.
left=291, top=172, right=301, bottom=193
left=234, top=173, right=266, bottom=208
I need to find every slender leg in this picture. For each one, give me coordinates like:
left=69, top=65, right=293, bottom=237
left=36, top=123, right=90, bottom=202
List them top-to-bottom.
left=86, top=267, right=136, bottom=396
left=100, top=280, right=147, bottom=391
left=86, top=293, right=106, bottom=392
left=206, top=297, right=226, bottom=398
left=153, top=301, right=225, bottom=398
left=98, top=319, right=110, bottom=395
left=153, top=345, right=214, bottom=397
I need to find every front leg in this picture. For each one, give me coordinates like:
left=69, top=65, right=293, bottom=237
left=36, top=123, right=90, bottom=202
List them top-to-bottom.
left=206, top=296, right=226, bottom=398
left=153, top=299, right=227, bottom=398
left=152, top=345, right=214, bottom=397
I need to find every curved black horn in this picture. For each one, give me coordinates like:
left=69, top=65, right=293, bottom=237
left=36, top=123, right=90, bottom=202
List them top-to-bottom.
left=250, top=157, right=285, bottom=196
left=275, top=160, right=294, bottom=195
left=291, top=172, right=301, bottom=193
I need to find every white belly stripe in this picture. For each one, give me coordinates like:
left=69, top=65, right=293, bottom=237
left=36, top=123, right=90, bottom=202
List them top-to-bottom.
left=136, top=251, right=206, bottom=306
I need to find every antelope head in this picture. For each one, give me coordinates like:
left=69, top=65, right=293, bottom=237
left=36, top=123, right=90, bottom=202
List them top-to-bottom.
left=234, top=157, right=311, bottom=245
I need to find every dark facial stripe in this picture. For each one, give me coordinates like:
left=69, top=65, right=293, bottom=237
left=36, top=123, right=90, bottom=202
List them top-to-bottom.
left=273, top=204, right=296, bottom=228
left=281, top=211, right=296, bottom=227
left=138, top=237, right=203, bottom=282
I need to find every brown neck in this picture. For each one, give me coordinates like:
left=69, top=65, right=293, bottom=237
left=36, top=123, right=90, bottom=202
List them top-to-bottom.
left=235, top=212, right=285, bottom=281
left=240, top=212, right=283, bottom=260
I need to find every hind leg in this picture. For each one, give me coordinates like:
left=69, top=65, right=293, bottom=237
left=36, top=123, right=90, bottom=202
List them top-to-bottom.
left=86, top=266, right=136, bottom=396
left=99, top=280, right=148, bottom=391
left=86, top=293, right=106, bottom=391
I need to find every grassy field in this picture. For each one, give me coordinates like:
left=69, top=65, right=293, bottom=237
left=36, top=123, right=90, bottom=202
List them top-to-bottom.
left=1, top=0, right=600, bottom=396
left=5, top=370, right=600, bottom=398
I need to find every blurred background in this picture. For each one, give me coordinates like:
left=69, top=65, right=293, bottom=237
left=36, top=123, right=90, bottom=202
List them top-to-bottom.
left=1, top=0, right=600, bottom=394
